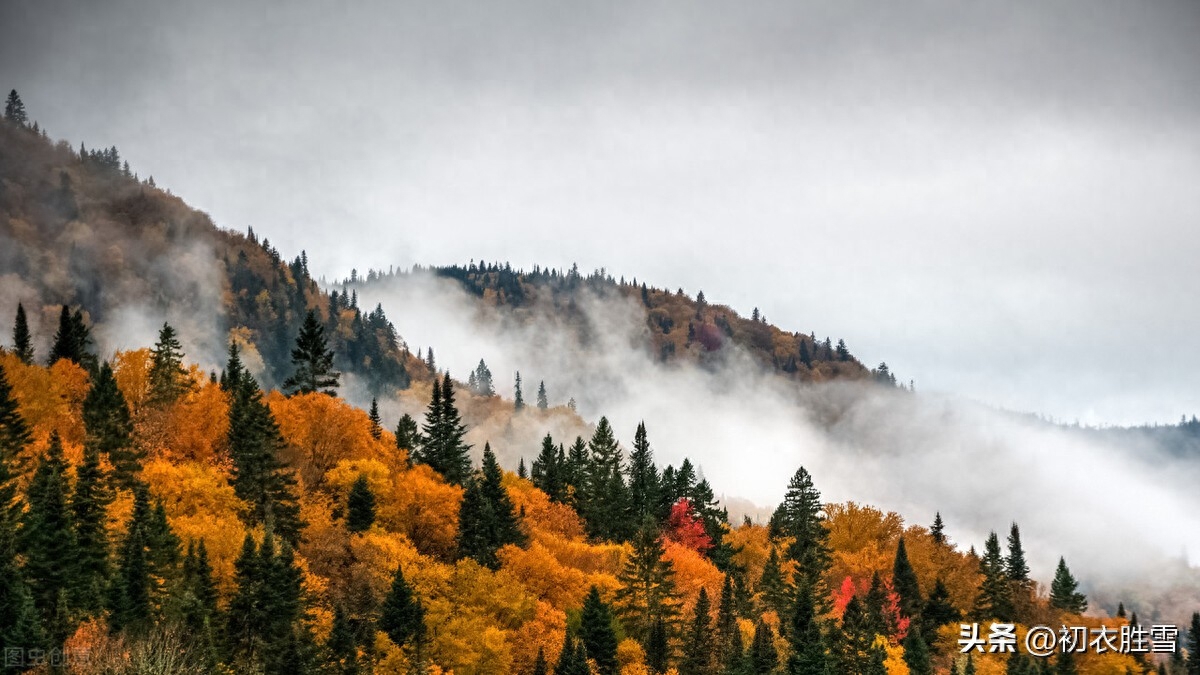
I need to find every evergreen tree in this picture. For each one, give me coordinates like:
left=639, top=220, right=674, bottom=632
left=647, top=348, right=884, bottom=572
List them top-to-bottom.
left=4, top=90, right=27, bottom=125
left=11, top=303, right=33, bottom=365
left=47, top=305, right=94, bottom=369
left=283, top=310, right=340, bottom=396
left=148, top=322, right=192, bottom=405
left=471, top=359, right=495, bottom=396
left=83, top=361, right=139, bottom=487
left=0, top=364, right=40, bottom=658
left=228, top=369, right=304, bottom=544
left=514, top=371, right=525, bottom=410
left=419, top=374, right=472, bottom=485
left=537, top=380, right=549, bottom=410
left=368, top=398, right=382, bottom=440
left=394, top=413, right=419, bottom=453
left=584, top=417, right=631, bottom=541
left=627, top=422, right=661, bottom=524
left=19, top=432, right=76, bottom=644
left=532, top=433, right=564, bottom=502
left=564, top=436, right=590, bottom=507
left=71, top=442, right=111, bottom=615
left=480, top=442, right=525, bottom=548
left=518, top=457, right=527, bottom=479
left=775, top=467, right=830, bottom=602
left=346, top=475, right=376, bottom=534
left=457, top=475, right=497, bottom=567
left=109, top=483, right=160, bottom=635
left=930, top=512, right=945, bottom=545
left=615, top=521, right=681, bottom=642
left=1005, top=523, right=1030, bottom=582
left=226, top=532, right=308, bottom=673
left=975, top=532, right=1013, bottom=621
left=892, top=537, right=922, bottom=620
left=171, top=539, right=220, bottom=666
left=757, top=546, right=791, bottom=620
left=1049, top=557, right=1087, bottom=614
left=379, top=565, right=425, bottom=650
left=716, top=574, right=741, bottom=669
left=921, top=577, right=961, bottom=641
left=785, top=583, right=826, bottom=675
left=580, top=586, right=620, bottom=675
left=681, top=587, right=717, bottom=675
left=832, top=596, right=874, bottom=674
left=325, top=605, right=359, bottom=675
left=1186, top=612, right=1200, bottom=675
left=646, top=617, right=671, bottom=674
left=749, top=621, right=778, bottom=675
left=902, top=626, right=932, bottom=675
left=555, top=631, right=588, bottom=675
left=532, top=646, right=548, bottom=675
left=1054, top=651, right=1078, bottom=675
left=964, top=654, right=977, bottom=675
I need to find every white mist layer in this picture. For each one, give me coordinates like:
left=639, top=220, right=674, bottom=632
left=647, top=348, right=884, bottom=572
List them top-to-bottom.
left=350, top=270, right=1199, bottom=617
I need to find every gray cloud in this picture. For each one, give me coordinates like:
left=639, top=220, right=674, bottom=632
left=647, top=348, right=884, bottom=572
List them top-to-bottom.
left=2, top=0, right=1197, bottom=423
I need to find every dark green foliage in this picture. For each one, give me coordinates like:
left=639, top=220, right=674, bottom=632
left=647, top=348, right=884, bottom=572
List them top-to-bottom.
left=5, top=90, right=27, bottom=125
left=11, top=303, right=33, bottom=365
left=47, top=305, right=95, bottom=370
left=283, top=310, right=340, bottom=396
left=148, top=322, right=192, bottom=406
left=469, top=359, right=495, bottom=396
left=83, top=361, right=139, bottom=487
left=227, top=363, right=304, bottom=545
left=0, top=367, right=39, bottom=656
left=514, top=371, right=524, bottom=410
left=418, top=375, right=472, bottom=485
left=537, top=380, right=549, bottom=410
left=367, top=398, right=382, bottom=440
left=394, top=413, right=419, bottom=453
left=584, top=417, right=631, bottom=542
left=628, top=422, right=661, bottom=524
left=19, top=432, right=75, bottom=643
left=532, top=433, right=565, bottom=502
left=564, top=436, right=589, bottom=509
left=71, top=442, right=111, bottom=614
left=481, top=442, right=524, bottom=547
left=458, top=444, right=525, bottom=568
left=518, top=457, right=527, bottom=479
left=775, top=467, right=830, bottom=602
left=346, top=475, right=376, bottom=534
left=109, top=483, right=157, bottom=634
left=931, top=512, right=945, bottom=545
left=615, top=521, right=681, bottom=642
left=1005, top=523, right=1030, bottom=582
left=226, top=532, right=308, bottom=672
left=975, top=532, right=1013, bottom=621
left=892, top=537, right=922, bottom=620
left=171, top=539, right=220, bottom=666
left=757, top=546, right=790, bottom=621
left=1049, top=557, right=1087, bottom=614
left=379, top=565, right=425, bottom=649
left=716, top=574, right=739, bottom=667
left=921, top=577, right=961, bottom=643
left=785, top=583, right=826, bottom=675
left=580, top=586, right=620, bottom=675
left=681, top=587, right=717, bottom=675
left=832, top=596, right=875, bottom=674
left=325, top=605, right=359, bottom=675
left=1186, top=612, right=1200, bottom=675
left=646, top=617, right=670, bottom=674
left=749, top=621, right=778, bottom=675
left=902, top=626, right=932, bottom=675
left=554, top=631, right=589, bottom=675
left=868, top=644, right=888, bottom=675
left=532, top=646, right=548, bottom=675
left=1054, top=651, right=1078, bottom=675
left=964, top=654, right=977, bottom=675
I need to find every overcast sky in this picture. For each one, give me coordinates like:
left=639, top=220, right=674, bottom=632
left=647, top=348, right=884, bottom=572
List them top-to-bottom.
left=2, top=0, right=1197, bottom=425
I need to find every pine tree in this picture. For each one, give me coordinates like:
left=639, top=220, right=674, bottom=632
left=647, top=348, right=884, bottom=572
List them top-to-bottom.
left=4, top=90, right=27, bottom=125
left=11, top=303, right=33, bottom=365
left=47, top=305, right=93, bottom=368
left=283, top=309, right=340, bottom=396
left=148, top=322, right=192, bottom=405
left=471, top=359, right=495, bottom=396
left=83, top=361, right=140, bottom=486
left=0, top=364, right=40, bottom=657
left=228, top=369, right=304, bottom=544
left=514, top=372, right=525, bottom=410
left=419, top=374, right=472, bottom=485
left=537, top=380, right=549, bottom=409
left=368, top=398, right=382, bottom=440
left=394, top=413, right=419, bottom=453
left=584, top=417, right=631, bottom=541
left=627, top=422, right=661, bottom=524
left=19, top=431, right=76, bottom=643
left=532, top=434, right=564, bottom=501
left=564, top=436, right=589, bottom=508
left=71, top=442, right=111, bottom=615
left=480, top=442, right=524, bottom=549
left=517, top=457, right=528, bottom=480
left=776, top=467, right=830, bottom=602
left=346, top=475, right=376, bottom=534
left=457, top=475, right=497, bottom=567
left=109, top=483, right=157, bottom=634
left=930, top=512, right=945, bottom=545
left=615, top=521, right=681, bottom=642
left=1005, top=523, right=1030, bottom=582
left=975, top=532, right=1013, bottom=621
left=892, top=537, right=922, bottom=620
left=171, top=539, right=220, bottom=666
left=757, top=546, right=791, bottom=620
left=1049, top=557, right=1087, bottom=614
left=379, top=565, right=425, bottom=650
left=716, top=574, right=740, bottom=668
left=921, top=577, right=961, bottom=640
left=785, top=583, right=826, bottom=675
left=580, top=586, right=620, bottom=675
left=681, top=587, right=717, bottom=675
left=832, top=596, right=875, bottom=674
left=325, top=605, right=359, bottom=675
left=1185, top=612, right=1200, bottom=675
left=646, top=616, right=670, bottom=674
left=749, top=621, right=778, bottom=675
left=903, top=626, right=932, bottom=675
left=532, top=646, right=548, bottom=675
left=964, top=654, right=977, bottom=675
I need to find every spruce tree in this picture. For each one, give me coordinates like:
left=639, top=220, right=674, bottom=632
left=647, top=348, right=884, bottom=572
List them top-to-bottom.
left=4, top=90, right=27, bottom=125
left=11, top=303, right=33, bottom=365
left=47, top=305, right=93, bottom=368
left=283, top=309, right=340, bottom=396
left=148, top=322, right=192, bottom=405
left=83, top=361, right=139, bottom=487
left=0, top=365, right=40, bottom=657
left=227, top=369, right=304, bottom=544
left=514, top=371, right=524, bottom=410
left=419, top=374, right=471, bottom=485
left=537, top=380, right=549, bottom=410
left=368, top=398, right=382, bottom=440
left=394, top=413, right=419, bottom=454
left=584, top=417, right=631, bottom=541
left=627, top=421, right=661, bottom=524
left=19, top=431, right=76, bottom=644
left=532, top=433, right=564, bottom=502
left=564, top=436, right=590, bottom=508
left=71, top=442, right=111, bottom=615
left=480, top=442, right=524, bottom=548
left=517, top=457, right=527, bottom=479
left=775, top=467, right=830, bottom=602
left=346, top=475, right=376, bottom=534
left=457, top=475, right=497, bottom=567
left=109, top=483, right=157, bottom=635
left=930, top=512, right=945, bottom=545
left=615, top=521, right=681, bottom=642
left=1005, top=523, right=1030, bottom=582
left=974, top=532, right=1013, bottom=621
left=892, top=537, right=922, bottom=620
left=757, top=546, right=791, bottom=620
left=1049, top=557, right=1087, bottom=614
left=379, top=565, right=425, bottom=649
left=716, top=574, right=740, bottom=669
left=921, top=577, right=961, bottom=640
left=785, top=583, right=826, bottom=675
left=580, top=586, right=620, bottom=675
left=681, top=587, right=717, bottom=675
left=832, top=596, right=875, bottom=673
left=325, top=604, right=359, bottom=675
left=1186, top=612, right=1200, bottom=675
left=646, top=617, right=670, bottom=674
left=749, top=621, right=778, bottom=675
left=902, top=626, right=932, bottom=675
left=532, top=646, right=548, bottom=675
